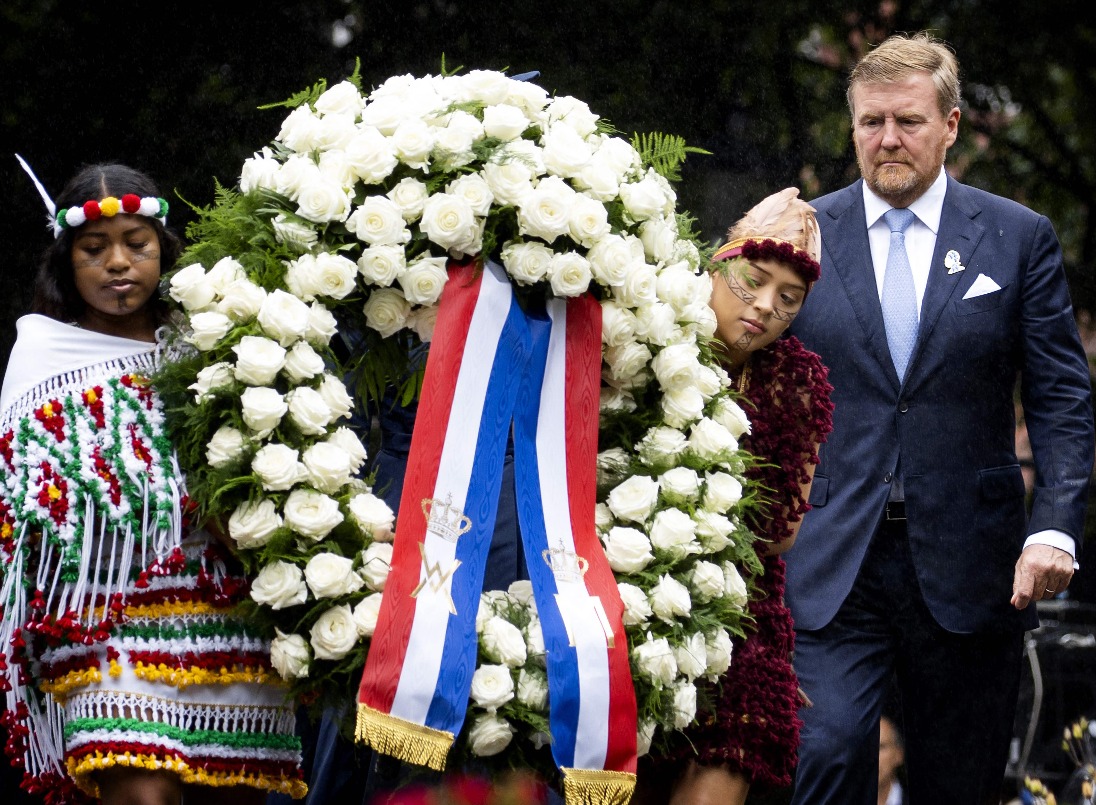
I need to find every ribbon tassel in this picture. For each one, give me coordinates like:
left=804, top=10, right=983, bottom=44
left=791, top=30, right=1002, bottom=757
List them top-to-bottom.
left=356, top=703, right=453, bottom=771
left=561, top=768, right=637, bottom=805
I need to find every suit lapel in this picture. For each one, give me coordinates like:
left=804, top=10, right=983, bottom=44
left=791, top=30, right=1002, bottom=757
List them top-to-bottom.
left=908, top=178, right=986, bottom=377
left=823, top=182, right=901, bottom=388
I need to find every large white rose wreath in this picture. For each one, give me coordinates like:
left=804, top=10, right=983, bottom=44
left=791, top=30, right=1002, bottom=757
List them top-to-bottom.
left=157, top=64, right=763, bottom=777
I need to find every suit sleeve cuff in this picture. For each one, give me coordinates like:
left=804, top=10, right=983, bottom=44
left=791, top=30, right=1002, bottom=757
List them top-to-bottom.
left=1024, top=529, right=1079, bottom=569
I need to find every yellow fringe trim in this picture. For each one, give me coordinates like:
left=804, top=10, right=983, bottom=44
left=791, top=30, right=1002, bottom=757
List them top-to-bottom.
left=122, top=600, right=229, bottom=619
left=108, top=658, right=123, bottom=678
left=132, top=662, right=275, bottom=689
left=40, top=666, right=102, bottom=699
left=355, top=702, right=453, bottom=772
left=68, top=752, right=308, bottom=800
left=561, top=767, right=636, bottom=805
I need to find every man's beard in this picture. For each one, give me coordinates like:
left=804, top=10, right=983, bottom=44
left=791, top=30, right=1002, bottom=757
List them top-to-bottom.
left=858, top=148, right=942, bottom=207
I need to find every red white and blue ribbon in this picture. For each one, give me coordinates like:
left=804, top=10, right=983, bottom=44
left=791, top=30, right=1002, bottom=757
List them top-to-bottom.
left=356, top=260, right=636, bottom=803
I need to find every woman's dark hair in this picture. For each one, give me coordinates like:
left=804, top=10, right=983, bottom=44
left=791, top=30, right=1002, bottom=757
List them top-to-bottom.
left=31, top=163, right=181, bottom=324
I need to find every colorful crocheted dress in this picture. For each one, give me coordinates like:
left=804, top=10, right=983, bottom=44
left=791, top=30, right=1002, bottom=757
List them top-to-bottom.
left=0, top=315, right=306, bottom=802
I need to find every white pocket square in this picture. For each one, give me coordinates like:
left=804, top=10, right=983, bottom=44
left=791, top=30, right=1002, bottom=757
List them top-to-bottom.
left=962, top=273, right=1002, bottom=300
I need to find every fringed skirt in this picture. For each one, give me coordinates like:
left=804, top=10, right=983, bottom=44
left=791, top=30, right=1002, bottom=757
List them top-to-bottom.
left=12, top=534, right=307, bottom=800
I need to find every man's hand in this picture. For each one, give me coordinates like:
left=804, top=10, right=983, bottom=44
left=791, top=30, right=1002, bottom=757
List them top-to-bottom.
left=1011, top=544, right=1074, bottom=609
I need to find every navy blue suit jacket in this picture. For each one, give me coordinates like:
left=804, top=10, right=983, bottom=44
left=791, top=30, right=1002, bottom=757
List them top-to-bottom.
left=786, top=176, right=1093, bottom=634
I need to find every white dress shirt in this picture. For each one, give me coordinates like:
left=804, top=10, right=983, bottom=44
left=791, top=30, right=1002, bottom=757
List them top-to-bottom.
left=862, top=171, right=1076, bottom=563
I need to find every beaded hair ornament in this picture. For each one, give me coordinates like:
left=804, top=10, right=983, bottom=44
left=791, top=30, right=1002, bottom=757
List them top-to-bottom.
left=16, top=154, right=169, bottom=238
left=712, top=187, right=821, bottom=283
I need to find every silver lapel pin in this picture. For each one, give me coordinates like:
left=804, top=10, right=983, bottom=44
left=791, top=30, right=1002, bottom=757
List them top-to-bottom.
left=944, top=250, right=965, bottom=275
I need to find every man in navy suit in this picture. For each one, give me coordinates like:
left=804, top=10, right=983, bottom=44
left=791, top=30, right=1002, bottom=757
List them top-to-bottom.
left=786, top=33, right=1093, bottom=805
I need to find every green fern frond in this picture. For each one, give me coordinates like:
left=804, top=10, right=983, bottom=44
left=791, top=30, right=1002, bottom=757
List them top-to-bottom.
left=258, top=78, right=329, bottom=111
left=631, top=131, right=712, bottom=181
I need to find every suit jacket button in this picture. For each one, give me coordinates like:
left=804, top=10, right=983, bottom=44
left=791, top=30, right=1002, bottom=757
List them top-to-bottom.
left=899, top=402, right=909, bottom=413
left=884, top=472, right=893, bottom=483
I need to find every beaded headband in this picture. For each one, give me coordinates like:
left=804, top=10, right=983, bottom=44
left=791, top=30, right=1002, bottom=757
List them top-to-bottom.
left=15, top=153, right=169, bottom=238
left=712, top=236, right=822, bottom=284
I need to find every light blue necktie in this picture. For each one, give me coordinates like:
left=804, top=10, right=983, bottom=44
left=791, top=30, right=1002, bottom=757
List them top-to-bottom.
left=881, top=208, right=918, bottom=380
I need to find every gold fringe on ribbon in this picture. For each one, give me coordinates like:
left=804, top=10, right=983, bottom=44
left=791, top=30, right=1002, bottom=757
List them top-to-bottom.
left=355, top=702, right=454, bottom=772
left=561, top=767, right=637, bottom=805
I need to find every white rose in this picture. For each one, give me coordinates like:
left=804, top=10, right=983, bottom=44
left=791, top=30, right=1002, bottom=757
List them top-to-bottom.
left=315, top=80, right=365, bottom=117
left=505, top=80, right=550, bottom=117
left=360, top=95, right=404, bottom=135
left=545, top=95, right=599, bottom=136
left=482, top=103, right=529, bottom=141
left=277, top=104, right=324, bottom=152
left=433, top=111, right=482, bottom=168
left=317, top=116, right=358, bottom=154
left=390, top=118, right=435, bottom=169
left=541, top=123, right=593, bottom=179
left=344, top=126, right=399, bottom=184
left=240, top=147, right=280, bottom=194
left=277, top=155, right=320, bottom=200
left=574, top=159, right=621, bottom=202
left=483, top=160, right=535, bottom=207
left=620, top=172, right=669, bottom=222
left=446, top=173, right=494, bottom=216
left=295, top=174, right=352, bottom=223
left=517, top=175, right=573, bottom=243
left=386, top=177, right=430, bottom=222
left=420, top=193, right=478, bottom=256
left=567, top=194, right=610, bottom=248
left=346, top=197, right=410, bottom=247
left=639, top=217, right=678, bottom=264
left=587, top=234, right=644, bottom=287
left=500, top=240, right=553, bottom=285
left=357, top=245, right=406, bottom=287
left=310, top=252, right=359, bottom=300
left=548, top=252, right=592, bottom=297
left=285, top=254, right=319, bottom=301
left=205, top=256, right=245, bottom=293
left=399, top=256, right=449, bottom=306
left=657, top=262, right=701, bottom=314
left=169, top=263, right=216, bottom=311
left=612, top=263, right=659, bottom=308
left=217, top=277, right=268, bottom=320
left=363, top=288, right=412, bottom=338
left=258, top=289, right=311, bottom=347
left=600, top=301, right=638, bottom=348
left=307, top=302, right=339, bottom=347
left=634, top=302, right=680, bottom=347
left=692, top=304, right=719, bottom=339
left=409, top=305, right=439, bottom=342
left=186, top=311, right=233, bottom=351
left=233, top=336, right=287, bottom=386
left=283, top=341, right=326, bottom=383
left=603, top=342, right=653, bottom=387
left=651, top=344, right=701, bottom=394
left=189, top=361, right=235, bottom=403
left=695, top=365, right=722, bottom=399
left=317, top=374, right=354, bottom=420
left=240, top=386, right=287, bottom=437
left=286, top=386, right=334, bottom=436
left=600, top=386, right=636, bottom=414
left=661, top=387, right=705, bottom=429
left=711, top=397, right=752, bottom=439
left=689, top=418, right=739, bottom=462
left=206, top=425, right=246, bottom=469
left=637, top=425, right=688, bottom=469
left=328, top=426, right=369, bottom=472
left=302, top=441, right=354, bottom=493
left=252, top=443, right=304, bottom=491
left=597, top=446, right=629, bottom=486
left=658, top=467, right=701, bottom=503
left=704, top=471, right=744, bottom=513
left=606, top=475, right=660, bottom=524
left=284, top=488, right=344, bottom=541
left=350, top=495, right=394, bottom=539
left=228, top=498, right=283, bottom=549
left=594, top=502, right=614, bottom=533
left=649, top=508, right=701, bottom=559
left=694, top=510, right=735, bottom=553
left=602, top=526, right=655, bottom=574
left=360, top=542, right=394, bottom=591
left=305, top=553, right=365, bottom=599
left=251, top=561, right=308, bottom=609
left=690, top=561, right=726, bottom=603
left=723, top=562, right=749, bottom=608
left=649, top=573, right=692, bottom=622
left=506, top=579, right=536, bottom=608
left=617, top=582, right=653, bottom=627
left=353, top=593, right=384, bottom=637
left=476, top=598, right=495, bottom=633
left=310, top=604, right=359, bottom=660
left=481, top=616, right=528, bottom=668
left=524, top=616, right=545, bottom=664
left=705, top=628, right=734, bottom=679
left=270, top=630, right=310, bottom=679
left=674, top=632, right=708, bottom=682
left=632, top=637, right=678, bottom=686
left=469, top=664, right=515, bottom=711
left=516, top=668, right=548, bottom=711
left=672, top=681, right=698, bottom=729
left=467, top=714, right=514, bottom=757
left=637, top=720, right=656, bottom=759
